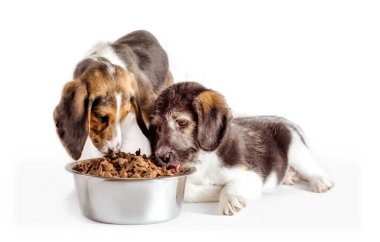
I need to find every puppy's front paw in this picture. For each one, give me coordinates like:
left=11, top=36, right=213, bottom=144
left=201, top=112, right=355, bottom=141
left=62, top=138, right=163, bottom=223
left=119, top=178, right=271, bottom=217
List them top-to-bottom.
left=310, top=176, right=334, bottom=193
left=218, top=196, right=246, bottom=216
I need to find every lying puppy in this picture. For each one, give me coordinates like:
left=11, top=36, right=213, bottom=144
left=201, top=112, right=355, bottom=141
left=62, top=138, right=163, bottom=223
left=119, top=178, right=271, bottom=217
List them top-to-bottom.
left=54, top=30, right=172, bottom=160
left=149, top=82, right=334, bottom=215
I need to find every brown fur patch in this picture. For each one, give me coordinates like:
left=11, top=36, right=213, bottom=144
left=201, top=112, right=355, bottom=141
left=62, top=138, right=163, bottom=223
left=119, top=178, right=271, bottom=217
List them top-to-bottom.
left=85, top=66, right=131, bottom=151
left=53, top=79, right=90, bottom=160
left=62, top=80, right=87, bottom=119
left=193, top=90, right=232, bottom=151
left=195, top=91, right=229, bottom=114
left=89, top=101, right=116, bottom=148
left=150, top=115, right=162, bottom=126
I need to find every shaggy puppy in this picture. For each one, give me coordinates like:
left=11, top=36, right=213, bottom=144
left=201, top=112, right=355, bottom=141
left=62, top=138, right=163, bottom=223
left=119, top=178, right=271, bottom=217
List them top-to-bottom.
left=148, top=82, right=334, bottom=215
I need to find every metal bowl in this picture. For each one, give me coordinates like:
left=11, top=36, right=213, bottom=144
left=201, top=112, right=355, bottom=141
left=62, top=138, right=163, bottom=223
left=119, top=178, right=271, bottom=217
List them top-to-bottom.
left=65, top=161, right=195, bottom=225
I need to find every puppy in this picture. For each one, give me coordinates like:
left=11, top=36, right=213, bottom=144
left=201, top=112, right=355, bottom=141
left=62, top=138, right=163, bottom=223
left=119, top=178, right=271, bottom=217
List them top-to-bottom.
left=54, top=30, right=173, bottom=160
left=149, top=82, right=334, bottom=215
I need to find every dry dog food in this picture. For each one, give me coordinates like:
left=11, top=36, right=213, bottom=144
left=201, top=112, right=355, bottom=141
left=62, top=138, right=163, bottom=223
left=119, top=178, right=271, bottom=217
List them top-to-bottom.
left=73, top=150, right=184, bottom=179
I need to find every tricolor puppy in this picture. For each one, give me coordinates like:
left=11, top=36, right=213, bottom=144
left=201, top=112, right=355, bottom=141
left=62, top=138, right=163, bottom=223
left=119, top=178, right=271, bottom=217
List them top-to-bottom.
left=54, top=30, right=172, bottom=160
left=149, top=82, right=334, bottom=216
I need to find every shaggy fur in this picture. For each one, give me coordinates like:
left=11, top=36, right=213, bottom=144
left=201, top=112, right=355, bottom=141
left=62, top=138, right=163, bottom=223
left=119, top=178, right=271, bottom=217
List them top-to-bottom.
left=149, top=82, right=334, bottom=215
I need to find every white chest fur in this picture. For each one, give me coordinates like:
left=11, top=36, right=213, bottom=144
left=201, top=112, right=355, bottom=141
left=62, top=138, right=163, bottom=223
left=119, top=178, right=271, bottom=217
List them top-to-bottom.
left=120, top=112, right=151, bottom=155
left=185, top=150, right=265, bottom=205
left=188, top=150, right=264, bottom=187
left=188, top=151, right=224, bottom=185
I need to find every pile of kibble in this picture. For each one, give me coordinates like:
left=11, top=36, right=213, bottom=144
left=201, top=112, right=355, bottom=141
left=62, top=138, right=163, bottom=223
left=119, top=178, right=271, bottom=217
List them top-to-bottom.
left=73, top=150, right=182, bottom=178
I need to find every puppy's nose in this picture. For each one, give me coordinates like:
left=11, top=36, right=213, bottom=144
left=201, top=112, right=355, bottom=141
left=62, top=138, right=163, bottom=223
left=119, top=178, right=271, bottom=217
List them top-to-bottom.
left=107, top=140, right=121, bottom=153
left=161, top=153, right=171, bottom=164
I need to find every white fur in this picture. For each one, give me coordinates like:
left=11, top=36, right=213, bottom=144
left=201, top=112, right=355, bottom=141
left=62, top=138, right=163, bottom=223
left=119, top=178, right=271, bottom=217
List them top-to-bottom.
left=86, top=41, right=126, bottom=70
left=106, top=93, right=122, bottom=152
left=120, top=112, right=151, bottom=155
left=168, top=119, right=176, bottom=130
left=287, top=130, right=334, bottom=192
left=79, top=137, right=103, bottom=160
left=185, top=150, right=264, bottom=215
left=262, top=172, right=278, bottom=192
left=184, top=183, right=221, bottom=202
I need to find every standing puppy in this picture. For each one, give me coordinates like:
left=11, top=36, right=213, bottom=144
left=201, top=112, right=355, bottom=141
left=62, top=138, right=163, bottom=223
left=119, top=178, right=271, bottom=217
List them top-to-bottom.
left=54, top=30, right=173, bottom=160
left=149, top=82, right=334, bottom=216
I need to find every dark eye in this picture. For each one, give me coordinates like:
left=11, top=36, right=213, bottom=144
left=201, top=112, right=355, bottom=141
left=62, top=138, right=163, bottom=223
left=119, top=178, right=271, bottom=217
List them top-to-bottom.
left=96, top=113, right=109, bottom=124
left=177, top=119, right=189, bottom=128
left=156, top=124, right=162, bottom=132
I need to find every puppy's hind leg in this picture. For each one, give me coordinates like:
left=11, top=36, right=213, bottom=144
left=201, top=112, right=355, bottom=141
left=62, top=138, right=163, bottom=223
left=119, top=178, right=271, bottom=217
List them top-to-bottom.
left=288, top=131, right=334, bottom=193
left=282, top=166, right=300, bottom=185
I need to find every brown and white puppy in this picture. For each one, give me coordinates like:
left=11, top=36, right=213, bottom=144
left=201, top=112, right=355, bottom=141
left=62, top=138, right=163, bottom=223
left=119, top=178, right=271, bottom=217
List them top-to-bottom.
left=54, top=30, right=173, bottom=160
left=149, top=82, right=334, bottom=215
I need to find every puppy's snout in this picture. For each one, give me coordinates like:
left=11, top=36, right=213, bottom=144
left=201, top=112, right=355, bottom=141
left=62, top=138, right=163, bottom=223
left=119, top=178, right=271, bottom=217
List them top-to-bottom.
left=106, top=136, right=122, bottom=153
left=106, top=141, right=121, bottom=153
left=155, top=148, right=175, bottom=166
left=162, top=153, right=171, bottom=164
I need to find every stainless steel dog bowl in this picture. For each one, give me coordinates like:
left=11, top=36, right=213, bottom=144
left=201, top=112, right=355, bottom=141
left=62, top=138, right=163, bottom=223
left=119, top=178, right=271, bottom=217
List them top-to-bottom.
left=65, top=161, right=195, bottom=224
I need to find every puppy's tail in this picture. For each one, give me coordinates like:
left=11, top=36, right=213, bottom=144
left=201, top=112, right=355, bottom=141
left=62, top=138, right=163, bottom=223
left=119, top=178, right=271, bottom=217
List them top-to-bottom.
left=283, top=119, right=308, bottom=147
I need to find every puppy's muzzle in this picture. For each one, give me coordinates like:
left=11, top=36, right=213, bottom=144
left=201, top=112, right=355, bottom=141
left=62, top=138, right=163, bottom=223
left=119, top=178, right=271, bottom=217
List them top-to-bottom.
left=154, top=147, right=178, bottom=167
left=159, top=152, right=174, bottom=164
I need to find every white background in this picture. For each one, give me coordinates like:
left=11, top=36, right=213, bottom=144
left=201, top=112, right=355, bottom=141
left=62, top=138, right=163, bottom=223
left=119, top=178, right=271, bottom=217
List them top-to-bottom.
left=0, top=0, right=379, bottom=241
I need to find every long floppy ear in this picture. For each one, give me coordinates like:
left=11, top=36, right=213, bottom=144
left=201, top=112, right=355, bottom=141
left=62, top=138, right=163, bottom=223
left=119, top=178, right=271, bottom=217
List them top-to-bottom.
left=53, top=80, right=90, bottom=160
left=193, top=90, right=232, bottom=151
left=130, top=96, right=149, bottom=138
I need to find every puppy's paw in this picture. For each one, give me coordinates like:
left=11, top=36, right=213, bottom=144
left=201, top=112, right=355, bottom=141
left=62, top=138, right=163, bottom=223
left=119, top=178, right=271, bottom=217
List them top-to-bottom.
left=309, top=176, right=334, bottom=193
left=218, top=195, right=246, bottom=216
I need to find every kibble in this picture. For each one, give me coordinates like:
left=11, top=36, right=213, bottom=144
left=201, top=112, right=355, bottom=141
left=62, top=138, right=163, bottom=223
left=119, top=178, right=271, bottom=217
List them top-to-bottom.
left=73, top=150, right=185, bottom=179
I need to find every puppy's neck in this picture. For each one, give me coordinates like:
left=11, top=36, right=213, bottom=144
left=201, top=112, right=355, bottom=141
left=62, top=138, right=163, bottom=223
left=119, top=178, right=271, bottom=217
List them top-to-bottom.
left=196, top=124, right=243, bottom=167
left=214, top=124, right=245, bottom=167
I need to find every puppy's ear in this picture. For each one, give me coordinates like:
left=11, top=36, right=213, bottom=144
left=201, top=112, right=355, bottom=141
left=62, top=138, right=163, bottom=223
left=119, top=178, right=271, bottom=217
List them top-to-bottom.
left=53, top=80, right=90, bottom=160
left=193, top=90, right=232, bottom=151
left=131, top=96, right=149, bottom=138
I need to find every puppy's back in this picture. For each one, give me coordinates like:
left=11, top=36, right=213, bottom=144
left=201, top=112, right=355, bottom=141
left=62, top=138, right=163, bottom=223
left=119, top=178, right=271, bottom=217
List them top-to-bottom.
left=113, top=30, right=169, bottom=93
left=228, top=116, right=299, bottom=181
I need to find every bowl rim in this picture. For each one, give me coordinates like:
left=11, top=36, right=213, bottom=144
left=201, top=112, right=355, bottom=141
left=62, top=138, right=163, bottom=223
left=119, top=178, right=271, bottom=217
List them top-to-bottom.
left=65, top=160, right=196, bottom=181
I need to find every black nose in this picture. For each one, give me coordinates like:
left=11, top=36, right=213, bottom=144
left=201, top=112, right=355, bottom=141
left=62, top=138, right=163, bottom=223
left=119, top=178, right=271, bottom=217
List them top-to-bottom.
left=162, top=153, right=171, bottom=164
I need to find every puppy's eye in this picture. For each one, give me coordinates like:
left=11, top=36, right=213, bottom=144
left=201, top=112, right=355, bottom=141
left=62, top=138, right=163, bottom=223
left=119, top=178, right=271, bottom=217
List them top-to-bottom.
left=96, top=114, right=109, bottom=124
left=177, top=119, right=189, bottom=128
left=156, top=124, right=162, bottom=132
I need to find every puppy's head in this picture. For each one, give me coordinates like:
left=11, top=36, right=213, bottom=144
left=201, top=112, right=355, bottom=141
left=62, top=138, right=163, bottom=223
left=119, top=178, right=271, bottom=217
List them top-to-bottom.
left=54, top=61, right=140, bottom=160
left=149, top=82, right=232, bottom=168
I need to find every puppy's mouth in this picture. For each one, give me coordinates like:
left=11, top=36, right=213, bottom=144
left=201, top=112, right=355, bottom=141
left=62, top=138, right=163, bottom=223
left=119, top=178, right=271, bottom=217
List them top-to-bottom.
left=94, top=143, right=120, bottom=155
left=151, top=155, right=181, bottom=171
left=159, top=160, right=181, bottom=171
left=169, top=163, right=181, bottom=171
